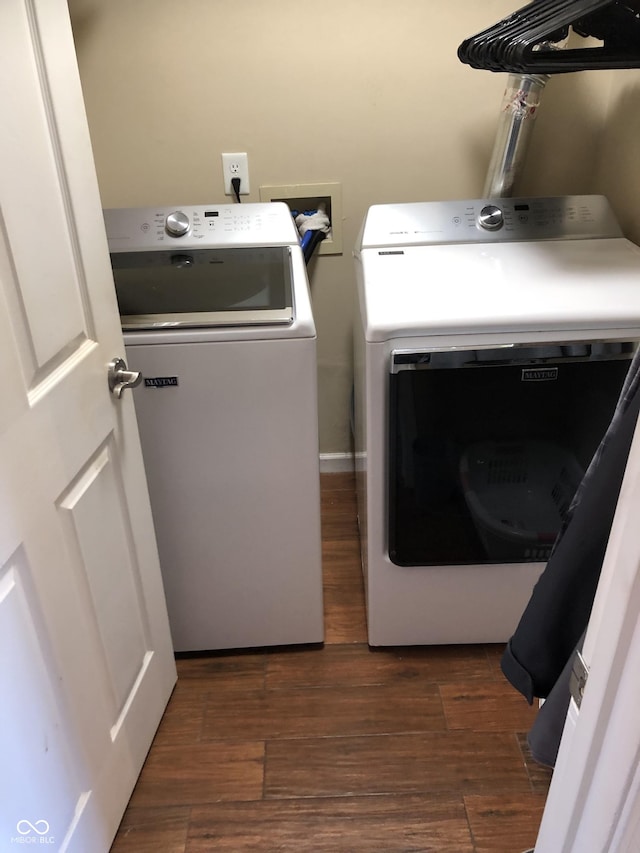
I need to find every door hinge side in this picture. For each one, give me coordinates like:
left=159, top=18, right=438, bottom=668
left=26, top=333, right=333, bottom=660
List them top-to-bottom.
left=569, top=649, right=589, bottom=709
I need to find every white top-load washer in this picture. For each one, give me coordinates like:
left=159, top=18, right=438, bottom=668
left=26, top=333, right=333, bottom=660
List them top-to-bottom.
left=354, top=195, right=640, bottom=646
left=105, top=202, right=324, bottom=652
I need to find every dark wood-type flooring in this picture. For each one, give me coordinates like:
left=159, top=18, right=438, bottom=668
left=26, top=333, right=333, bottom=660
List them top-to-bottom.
left=111, top=472, right=552, bottom=852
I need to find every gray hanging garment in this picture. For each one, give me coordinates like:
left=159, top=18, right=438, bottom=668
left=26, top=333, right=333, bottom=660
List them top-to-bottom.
left=501, top=347, right=640, bottom=705
left=527, top=631, right=585, bottom=768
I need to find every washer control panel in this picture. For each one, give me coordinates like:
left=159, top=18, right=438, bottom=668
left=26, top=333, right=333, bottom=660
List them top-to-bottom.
left=359, top=195, right=624, bottom=248
left=104, top=202, right=299, bottom=251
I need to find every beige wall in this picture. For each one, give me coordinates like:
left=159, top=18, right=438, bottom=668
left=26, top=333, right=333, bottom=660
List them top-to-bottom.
left=70, top=0, right=628, bottom=455
left=594, top=72, right=640, bottom=244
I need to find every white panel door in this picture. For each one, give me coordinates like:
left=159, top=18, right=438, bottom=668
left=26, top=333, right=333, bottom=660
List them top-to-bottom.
left=0, top=2, right=176, bottom=851
left=534, top=414, right=640, bottom=852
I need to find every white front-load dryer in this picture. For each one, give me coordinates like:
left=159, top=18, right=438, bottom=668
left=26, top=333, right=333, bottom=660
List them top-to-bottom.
left=353, top=195, right=640, bottom=646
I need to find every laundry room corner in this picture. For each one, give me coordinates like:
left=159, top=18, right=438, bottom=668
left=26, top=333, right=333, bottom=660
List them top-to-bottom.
left=65, top=0, right=622, bottom=462
left=592, top=73, right=640, bottom=243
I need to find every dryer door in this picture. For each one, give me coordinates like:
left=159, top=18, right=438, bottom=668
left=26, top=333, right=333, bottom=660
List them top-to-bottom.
left=388, top=341, right=635, bottom=567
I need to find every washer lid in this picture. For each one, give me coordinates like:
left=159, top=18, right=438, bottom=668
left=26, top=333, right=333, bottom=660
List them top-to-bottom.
left=105, top=202, right=302, bottom=331
left=358, top=237, right=640, bottom=342
left=112, top=245, right=294, bottom=330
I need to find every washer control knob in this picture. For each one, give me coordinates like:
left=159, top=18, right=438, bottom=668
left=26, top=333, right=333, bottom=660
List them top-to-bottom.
left=478, top=204, right=504, bottom=231
left=165, top=211, right=190, bottom=237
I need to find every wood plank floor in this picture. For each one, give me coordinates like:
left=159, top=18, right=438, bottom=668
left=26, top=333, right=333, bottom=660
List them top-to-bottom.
left=110, top=472, right=552, bottom=852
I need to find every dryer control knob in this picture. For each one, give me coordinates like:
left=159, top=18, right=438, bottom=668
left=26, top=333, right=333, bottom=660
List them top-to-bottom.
left=478, top=204, right=504, bottom=231
left=165, top=211, right=190, bottom=237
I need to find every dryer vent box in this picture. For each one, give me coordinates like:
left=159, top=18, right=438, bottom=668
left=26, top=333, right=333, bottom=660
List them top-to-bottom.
left=259, top=182, right=342, bottom=256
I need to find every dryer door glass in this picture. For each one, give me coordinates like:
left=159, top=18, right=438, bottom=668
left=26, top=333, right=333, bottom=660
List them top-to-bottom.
left=388, top=342, right=635, bottom=567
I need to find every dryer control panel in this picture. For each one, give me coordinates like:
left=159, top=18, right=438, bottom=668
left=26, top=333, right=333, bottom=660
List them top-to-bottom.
left=359, top=195, right=623, bottom=249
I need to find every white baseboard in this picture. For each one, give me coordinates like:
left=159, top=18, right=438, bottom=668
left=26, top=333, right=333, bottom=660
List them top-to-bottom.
left=319, top=452, right=355, bottom=473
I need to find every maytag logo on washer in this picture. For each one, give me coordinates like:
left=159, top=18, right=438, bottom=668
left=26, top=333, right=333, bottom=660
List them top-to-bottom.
left=521, top=367, right=559, bottom=382
left=144, top=376, right=179, bottom=388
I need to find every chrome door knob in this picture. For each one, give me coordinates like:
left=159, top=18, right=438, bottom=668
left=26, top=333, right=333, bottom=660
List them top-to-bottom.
left=108, top=357, right=142, bottom=398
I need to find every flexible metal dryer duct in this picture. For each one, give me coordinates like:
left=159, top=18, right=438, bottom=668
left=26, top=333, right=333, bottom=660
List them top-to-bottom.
left=483, top=72, right=549, bottom=198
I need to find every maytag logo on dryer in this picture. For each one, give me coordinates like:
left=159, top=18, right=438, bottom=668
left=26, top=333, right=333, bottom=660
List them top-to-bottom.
left=521, top=367, right=559, bottom=382
left=144, top=376, right=179, bottom=388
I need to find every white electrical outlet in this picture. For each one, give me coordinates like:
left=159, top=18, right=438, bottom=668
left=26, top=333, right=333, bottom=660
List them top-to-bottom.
left=221, top=152, right=250, bottom=195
